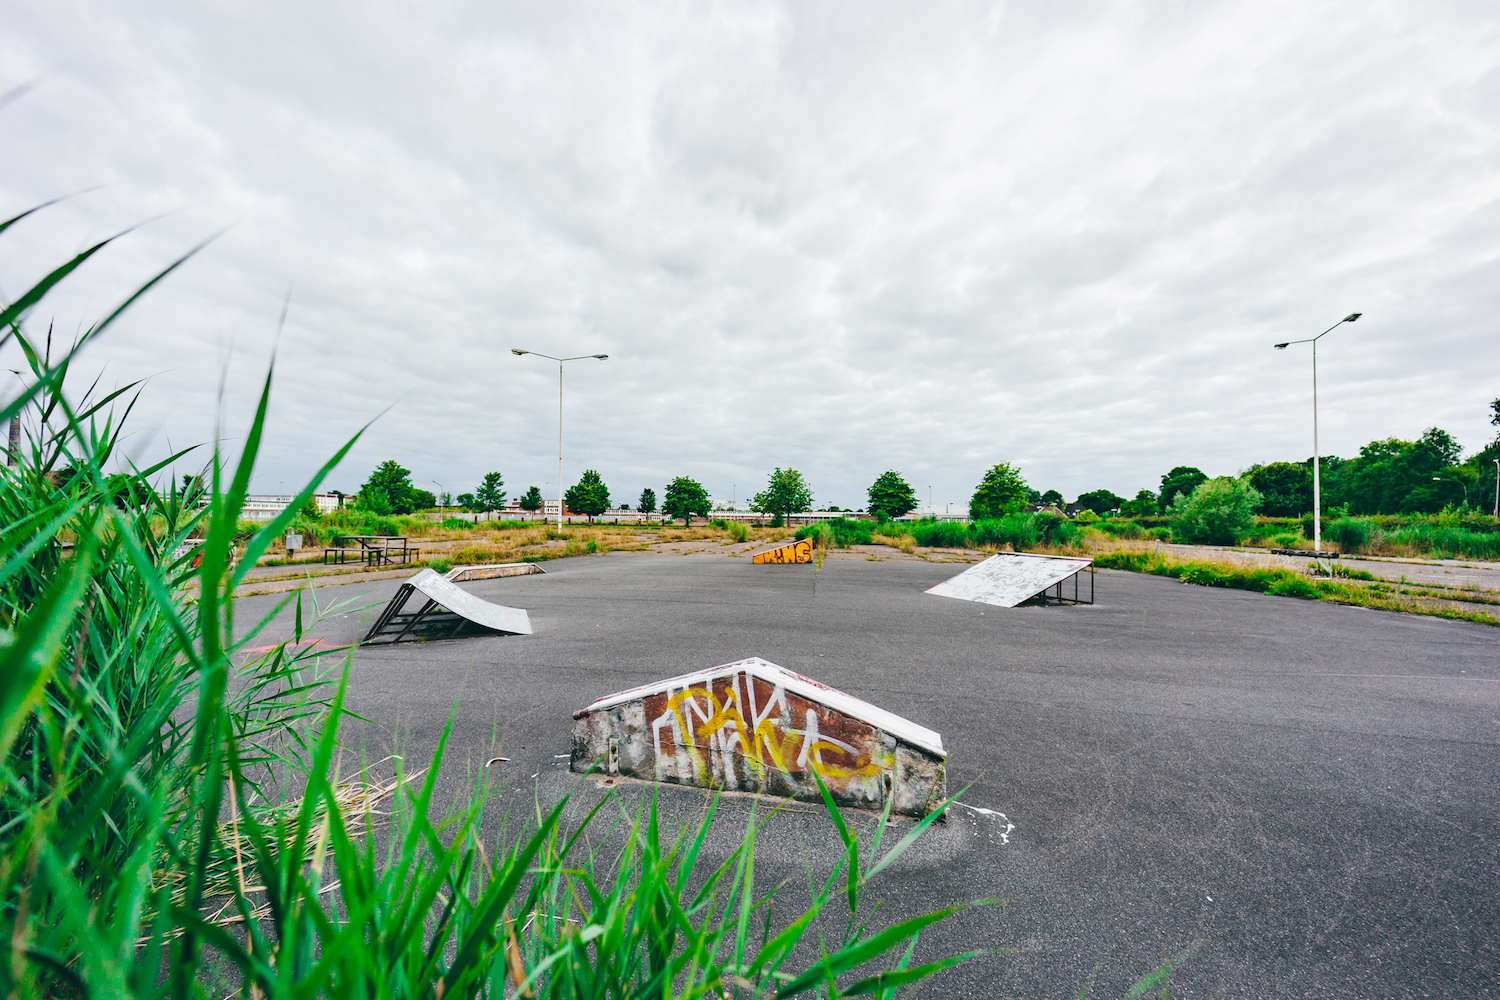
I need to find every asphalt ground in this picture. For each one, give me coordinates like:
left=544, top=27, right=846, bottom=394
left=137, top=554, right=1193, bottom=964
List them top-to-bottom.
left=237, top=553, right=1500, bottom=997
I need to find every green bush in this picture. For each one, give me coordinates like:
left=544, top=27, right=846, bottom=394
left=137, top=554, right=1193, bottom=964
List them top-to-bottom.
left=1170, top=477, right=1262, bottom=545
left=320, top=506, right=402, bottom=536
left=970, top=515, right=1038, bottom=550
left=442, top=517, right=473, bottom=530
left=797, top=517, right=874, bottom=548
left=1324, top=517, right=1377, bottom=554
left=725, top=519, right=750, bottom=542
left=910, top=519, right=970, bottom=547
left=427, top=558, right=451, bottom=573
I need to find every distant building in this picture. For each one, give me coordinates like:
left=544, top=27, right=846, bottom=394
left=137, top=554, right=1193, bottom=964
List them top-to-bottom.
left=240, top=494, right=341, bottom=521
left=499, top=497, right=569, bottom=516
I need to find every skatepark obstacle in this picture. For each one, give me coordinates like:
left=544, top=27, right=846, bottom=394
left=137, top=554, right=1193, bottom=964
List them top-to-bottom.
left=751, top=537, right=814, bottom=564
left=926, top=551, right=1094, bottom=608
left=444, top=562, right=545, bottom=582
left=362, top=568, right=532, bottom=645
left=571, top=656, right=946, bottom=816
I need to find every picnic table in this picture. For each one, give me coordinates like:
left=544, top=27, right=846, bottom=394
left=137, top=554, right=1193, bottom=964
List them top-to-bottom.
left=323, top=535, right=419, bottom=567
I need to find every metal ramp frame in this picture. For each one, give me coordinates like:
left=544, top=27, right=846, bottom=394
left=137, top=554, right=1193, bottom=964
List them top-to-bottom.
left=1022, top=563, right=1094, bottom=606
left=362, top=569, right=532, bottom=645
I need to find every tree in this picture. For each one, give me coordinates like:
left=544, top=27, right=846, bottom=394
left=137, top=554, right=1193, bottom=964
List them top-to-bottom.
left=1340, top=429, right=1465, bottom=513
left=361, top=460, right=419, bottom=514
left=1247, top=462, right=1311, bottom=517
left=968, top=463, right=1028, bottom=521
left=1159, top=466, right=1207, bottom=511
left=753, top=468, right=814, bottom=527
left=565, top=469, right=611, bottom=522
left=475, top=471, right=507, bottom=512
left=867, top=471, right=918, bottom=521
left=663, top=477, right=710, bottom=525
left=1170, top=477, right=1262, bottom=545
left=357, top=485, right=392, bottom=515
left=519, top=485, right=544, bottom=512
left=638, top=487, right=657, bottom=514
left=411, top=488, right=436, bottom=511
left=1039, top=489, right=1064, bottom=506
left=1074, top=489, right=1125, bottom=516
left=1120, top=489, right=1157, bottom=517
left=437, top=490, right=452, bottom=509
left=455, top=492, right=477, bottom=511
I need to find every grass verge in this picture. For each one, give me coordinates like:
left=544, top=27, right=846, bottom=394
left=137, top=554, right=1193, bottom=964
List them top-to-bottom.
left=1095, top=552, right=1500, bottom=626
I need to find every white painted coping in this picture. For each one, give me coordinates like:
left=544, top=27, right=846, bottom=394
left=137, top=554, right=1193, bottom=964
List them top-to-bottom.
left=576, top=656, right=944, bottom=757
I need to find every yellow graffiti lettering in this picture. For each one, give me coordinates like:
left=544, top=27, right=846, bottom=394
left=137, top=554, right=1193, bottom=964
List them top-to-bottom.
left=661, top=680, right=881, bottom=787
left=806, top=740, right=881, bottom=779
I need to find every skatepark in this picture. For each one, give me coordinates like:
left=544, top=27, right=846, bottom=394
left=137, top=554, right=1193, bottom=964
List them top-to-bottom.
left=238, top=551, right=1500, bottom=998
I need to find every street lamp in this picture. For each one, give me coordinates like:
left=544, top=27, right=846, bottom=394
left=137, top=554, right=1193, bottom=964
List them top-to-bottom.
left=1273, top=312, right=1361, bottom=552
left=511, top=349, right=609, bottom=531
left=1494, top=459, right=1499, bottom=519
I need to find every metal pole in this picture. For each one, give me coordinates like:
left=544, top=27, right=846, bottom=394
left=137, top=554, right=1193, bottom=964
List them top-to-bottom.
left=1312, top=339, right=1321, bottom=552
left=557, top=360, right=564, bottom=533
left=1494, top=459, right=1499, bottom=519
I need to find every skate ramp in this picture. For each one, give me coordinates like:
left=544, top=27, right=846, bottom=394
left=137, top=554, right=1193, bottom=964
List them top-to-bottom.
left=926, top=552, right=1094, bottom=608
left=362, top=568, right=532, bottom=644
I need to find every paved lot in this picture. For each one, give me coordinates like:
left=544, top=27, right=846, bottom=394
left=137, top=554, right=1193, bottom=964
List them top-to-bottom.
left=239, top=553, right=1499, bottom=997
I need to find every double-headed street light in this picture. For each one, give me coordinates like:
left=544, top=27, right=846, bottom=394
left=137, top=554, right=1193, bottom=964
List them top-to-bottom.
left=1274, top=312, right=1361, bottom=552
left=511, top=349, right=609, bottom=531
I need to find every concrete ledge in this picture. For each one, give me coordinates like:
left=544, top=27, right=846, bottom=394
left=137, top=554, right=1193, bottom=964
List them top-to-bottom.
left=444, top=562, right=546, bottom=582
left=571, top=656, right=946, bottom=816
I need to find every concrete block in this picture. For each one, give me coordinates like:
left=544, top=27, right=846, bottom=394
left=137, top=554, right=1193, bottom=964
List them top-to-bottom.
left=751, top=538, right=814, bottom=564
left=444, top=562, right=545, bottom=582
left=571, top=657, right=946, bottom=816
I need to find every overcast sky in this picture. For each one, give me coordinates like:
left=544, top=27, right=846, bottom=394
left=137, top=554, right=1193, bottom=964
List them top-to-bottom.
left=3, top=1, right=1498, bottom=509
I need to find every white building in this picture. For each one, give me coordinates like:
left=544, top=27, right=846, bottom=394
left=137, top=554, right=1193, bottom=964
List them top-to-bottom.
left=240, top=494, right=342, bottom=521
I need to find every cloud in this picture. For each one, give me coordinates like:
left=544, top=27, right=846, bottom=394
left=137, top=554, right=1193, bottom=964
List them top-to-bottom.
left=3, top=0, right=1498, bottom=507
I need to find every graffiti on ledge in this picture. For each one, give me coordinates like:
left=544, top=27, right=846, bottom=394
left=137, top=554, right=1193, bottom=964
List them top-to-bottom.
left=752, top=538, right=814, bottom=564
left=571, top=658, right=946, bottom=815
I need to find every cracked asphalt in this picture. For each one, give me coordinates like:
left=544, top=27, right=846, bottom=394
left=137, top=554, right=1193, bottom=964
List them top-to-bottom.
left=238, top=552, right=1499, bottom=997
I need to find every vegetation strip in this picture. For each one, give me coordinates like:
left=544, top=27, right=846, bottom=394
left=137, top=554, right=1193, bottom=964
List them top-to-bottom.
left=1094, top=552, right=1500, bottom=626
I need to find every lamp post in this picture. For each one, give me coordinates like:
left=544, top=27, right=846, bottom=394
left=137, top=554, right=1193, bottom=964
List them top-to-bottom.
left=1274, top=312, right=1361, bottom=552
left=511, top=349, right=609, bottom=531
left=7, top=369, right=25, bottom=468
left=1494, top=459, right=1499, bottom=519
left=1432, top=476, right=1469, bottom=508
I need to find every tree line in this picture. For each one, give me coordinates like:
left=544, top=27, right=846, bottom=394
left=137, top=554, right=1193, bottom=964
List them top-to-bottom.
left=348, top=398, right=1500, bottom=526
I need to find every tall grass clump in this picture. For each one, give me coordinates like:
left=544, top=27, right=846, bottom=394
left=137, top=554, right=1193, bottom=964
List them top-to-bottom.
left=0, top=207, right=994, bottom=998
left=796, top=517, right=870, bottom=548
left=1323, top=517, right=1376, bottom=554
left=725, top=518, right=750, bottom=542
left=908, top=519, right=970, bottom=547
left=1380, top=523, right=1500, bottom=560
